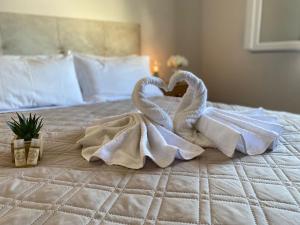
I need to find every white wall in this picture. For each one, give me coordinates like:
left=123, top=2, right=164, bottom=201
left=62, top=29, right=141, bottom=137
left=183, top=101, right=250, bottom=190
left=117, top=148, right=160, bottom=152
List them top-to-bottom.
left=0, top=0, right=176, bottom=79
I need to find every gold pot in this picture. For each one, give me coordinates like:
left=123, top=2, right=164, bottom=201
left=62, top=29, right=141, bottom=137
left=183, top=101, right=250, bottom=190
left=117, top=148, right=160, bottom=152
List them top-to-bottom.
left=10, top=134, right=43, bottom=164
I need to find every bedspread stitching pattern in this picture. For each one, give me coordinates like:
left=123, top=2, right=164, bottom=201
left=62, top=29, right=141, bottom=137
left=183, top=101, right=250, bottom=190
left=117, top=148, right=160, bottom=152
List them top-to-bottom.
left=0, top=97, right=299, bottom=225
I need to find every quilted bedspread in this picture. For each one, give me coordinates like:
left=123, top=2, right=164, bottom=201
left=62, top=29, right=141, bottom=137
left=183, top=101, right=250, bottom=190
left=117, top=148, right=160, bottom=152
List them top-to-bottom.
left=0, top=97, right=299, bottom=225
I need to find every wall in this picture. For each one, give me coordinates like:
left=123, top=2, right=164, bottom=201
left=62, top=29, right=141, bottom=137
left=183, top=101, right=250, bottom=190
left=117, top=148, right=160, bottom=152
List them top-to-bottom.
left=0, top=0, right=176, bottom=79
left=174, top=0, right=202, bottom=76
left=197, top=0, right=300, bottom=113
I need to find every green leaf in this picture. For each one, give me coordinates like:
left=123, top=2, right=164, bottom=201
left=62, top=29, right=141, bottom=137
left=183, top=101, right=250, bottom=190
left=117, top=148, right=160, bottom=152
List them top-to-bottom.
left=7, top=113, right=44, bottom=140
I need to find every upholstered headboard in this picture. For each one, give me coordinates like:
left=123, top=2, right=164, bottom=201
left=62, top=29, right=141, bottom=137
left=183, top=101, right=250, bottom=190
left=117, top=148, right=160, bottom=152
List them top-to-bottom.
left=0, top=12, right=141, bottom=56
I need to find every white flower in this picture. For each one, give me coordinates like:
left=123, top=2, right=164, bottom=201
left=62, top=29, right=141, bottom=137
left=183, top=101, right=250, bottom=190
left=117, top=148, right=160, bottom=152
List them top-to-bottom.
left=167, top=55, right=189, bottom=69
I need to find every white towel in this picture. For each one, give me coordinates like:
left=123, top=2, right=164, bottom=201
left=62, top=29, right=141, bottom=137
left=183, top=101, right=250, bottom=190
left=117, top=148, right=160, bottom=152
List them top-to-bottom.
left=168, top=70, right=214, bottom=147
left=169, top=70, right=283, bottom=157
left=78, top=77, right=204, bottom=169
left=196, top=108, right=282, bottom=157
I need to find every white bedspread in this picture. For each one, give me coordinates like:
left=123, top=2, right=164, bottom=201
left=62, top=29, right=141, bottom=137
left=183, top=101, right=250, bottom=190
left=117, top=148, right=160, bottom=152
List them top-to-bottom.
left=0, top=96, right=299, bottom=225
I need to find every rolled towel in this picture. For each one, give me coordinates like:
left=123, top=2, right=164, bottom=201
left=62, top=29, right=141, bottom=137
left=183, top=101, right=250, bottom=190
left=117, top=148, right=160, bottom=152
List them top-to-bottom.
left=168, top=70, right=283, bottom=157
left=77, top=76, right=204, bottom=169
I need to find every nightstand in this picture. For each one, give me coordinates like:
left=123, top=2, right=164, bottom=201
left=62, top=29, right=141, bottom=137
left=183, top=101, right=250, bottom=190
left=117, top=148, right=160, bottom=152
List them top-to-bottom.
left=163, top=81, right=188, bottom=97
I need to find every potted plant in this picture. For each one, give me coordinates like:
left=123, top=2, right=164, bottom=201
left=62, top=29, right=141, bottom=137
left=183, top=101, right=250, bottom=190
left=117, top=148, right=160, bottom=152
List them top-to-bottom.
left=7, top=113, right=44, bottom=167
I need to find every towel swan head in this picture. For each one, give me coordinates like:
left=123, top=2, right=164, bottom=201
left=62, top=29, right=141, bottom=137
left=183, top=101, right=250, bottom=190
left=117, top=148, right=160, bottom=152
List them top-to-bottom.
left=168, top=70, right=207, bottom=132
left=132, top=77, right=173, bottom=130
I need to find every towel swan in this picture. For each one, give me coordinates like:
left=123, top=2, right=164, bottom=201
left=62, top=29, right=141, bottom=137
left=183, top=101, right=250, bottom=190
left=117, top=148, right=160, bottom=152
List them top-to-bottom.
left=167, top=70, right=214, bottom=147
left=168, top=70, right=283, bottom=157
left=78, top=76, right=204, bottom=169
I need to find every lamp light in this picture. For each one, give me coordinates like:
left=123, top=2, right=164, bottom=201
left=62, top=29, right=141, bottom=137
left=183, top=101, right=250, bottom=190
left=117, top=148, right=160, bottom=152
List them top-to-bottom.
left=152, top=60, right=160, bottom=77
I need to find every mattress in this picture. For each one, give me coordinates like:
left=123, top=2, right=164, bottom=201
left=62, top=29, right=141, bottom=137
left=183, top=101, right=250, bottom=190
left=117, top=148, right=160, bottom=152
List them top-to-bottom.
left=0, top=96, right=299, bottom=225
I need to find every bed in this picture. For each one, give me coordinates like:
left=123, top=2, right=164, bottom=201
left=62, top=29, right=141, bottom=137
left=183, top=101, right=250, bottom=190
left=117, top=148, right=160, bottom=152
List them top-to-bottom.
left=0, top=12, right=300, bottom=225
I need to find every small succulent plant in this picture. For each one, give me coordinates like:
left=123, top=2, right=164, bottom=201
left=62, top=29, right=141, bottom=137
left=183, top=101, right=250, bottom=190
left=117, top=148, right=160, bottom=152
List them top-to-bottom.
left=7, top=113, right=44, bottom=141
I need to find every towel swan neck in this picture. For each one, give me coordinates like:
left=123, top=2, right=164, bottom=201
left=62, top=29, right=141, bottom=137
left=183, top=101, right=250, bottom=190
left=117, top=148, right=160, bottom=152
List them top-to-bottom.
left=168, top=70, right=207, bottom=131
left=132, top=77, right=173, bottom=130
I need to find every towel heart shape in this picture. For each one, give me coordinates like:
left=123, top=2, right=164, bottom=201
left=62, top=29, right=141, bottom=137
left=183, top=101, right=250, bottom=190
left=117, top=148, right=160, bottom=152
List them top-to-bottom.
left=78, top=71, right=281, bottom=170
left=132, top=73, right=208, bottom=133
left=78, top=75, right=205, bottom=169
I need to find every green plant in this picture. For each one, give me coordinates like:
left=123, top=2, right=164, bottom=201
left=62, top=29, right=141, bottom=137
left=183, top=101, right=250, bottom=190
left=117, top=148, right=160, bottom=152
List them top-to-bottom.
left=7, top=113, right=44, bottom=141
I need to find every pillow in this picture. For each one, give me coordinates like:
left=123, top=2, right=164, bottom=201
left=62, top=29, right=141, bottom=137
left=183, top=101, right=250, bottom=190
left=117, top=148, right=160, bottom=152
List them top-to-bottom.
left=73, top=54, right=163, bottom=102
left=0, top=55, right=83, bottom=110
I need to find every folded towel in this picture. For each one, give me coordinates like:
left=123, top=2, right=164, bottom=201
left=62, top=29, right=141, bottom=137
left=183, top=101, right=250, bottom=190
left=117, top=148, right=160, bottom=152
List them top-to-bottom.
left=169, top=70, right=283, bottom=157
left=78, top=77, right=204, bottom=169
left=196, top=107, right=282, bottom=157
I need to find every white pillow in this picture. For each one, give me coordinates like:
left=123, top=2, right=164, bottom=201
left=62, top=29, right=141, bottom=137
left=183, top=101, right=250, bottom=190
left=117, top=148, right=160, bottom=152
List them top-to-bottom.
left=73, top=54, right=163, bottom=102
left=0, top=55, right=83, bottom=110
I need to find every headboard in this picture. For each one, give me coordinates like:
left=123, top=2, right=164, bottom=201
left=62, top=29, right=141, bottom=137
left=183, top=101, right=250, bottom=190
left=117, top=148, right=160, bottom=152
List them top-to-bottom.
left=0, top=12, right=141, bottom=56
